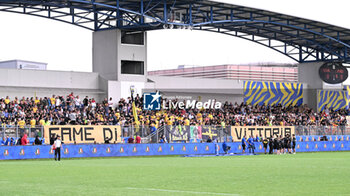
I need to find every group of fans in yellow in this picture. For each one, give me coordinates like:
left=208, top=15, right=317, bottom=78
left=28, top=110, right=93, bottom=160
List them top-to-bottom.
left=0, top=92, right=348, bottom=129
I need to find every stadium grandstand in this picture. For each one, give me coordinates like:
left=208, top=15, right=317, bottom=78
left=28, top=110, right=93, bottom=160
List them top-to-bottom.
left=1, top=0, right=350, bottom=195
left=0, top=93, right=349, bottom=142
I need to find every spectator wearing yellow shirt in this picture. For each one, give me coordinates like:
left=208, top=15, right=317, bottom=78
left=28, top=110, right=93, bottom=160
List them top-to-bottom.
left=50, top=95, right=56, bottom=108
left=4, top=96, right=10, bottom=105
left=34, top=97, right=40, bottom=105
left=33, top=105, right=38, bottom=113
left=115, top=112, right=120, bottom=120
left=170, top=115, right=175, bottom=122
left=30, top=117, right=36, bottom=128
left=30, top=117, right=38, bottom=137
left=18, top=118, right=26, bottom=135
left=18, top=118, right=25, bottom=129
left=145, top=118, right=150, bottom=126
left=167, top=118, right=173, bottom=125
left=184, top=118, right=190, bottom=126
left=39, top=119, right=45, bottom=126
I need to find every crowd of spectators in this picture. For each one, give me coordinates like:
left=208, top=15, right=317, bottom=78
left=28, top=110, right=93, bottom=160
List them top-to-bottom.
left=0, top=93, right=348, bottom=130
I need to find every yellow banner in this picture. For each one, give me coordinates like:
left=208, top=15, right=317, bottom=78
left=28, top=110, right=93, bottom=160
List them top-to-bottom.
left=44, top=125, right=122, bottom=144
left=230, top=126, right=295, bottom=141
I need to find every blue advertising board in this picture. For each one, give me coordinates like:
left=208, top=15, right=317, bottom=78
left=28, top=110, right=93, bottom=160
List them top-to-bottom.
left=0, top=141, right=349, bottom=160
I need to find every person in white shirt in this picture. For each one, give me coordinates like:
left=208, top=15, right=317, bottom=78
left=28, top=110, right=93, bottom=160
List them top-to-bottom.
left=75, top=96, right=81, bottom=108
left=56, top=97, right=61, bottom=107
left=108, top=97, right=113, bottom=110
left=53, top=135, right=63, bottom=161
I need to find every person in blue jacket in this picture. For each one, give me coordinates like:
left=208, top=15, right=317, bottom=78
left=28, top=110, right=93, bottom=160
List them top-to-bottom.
left=254, top=134, right=260, bottom=142
left=241, top=135, right=247, bottom=153
left=247, top=135, right=255, bottom=154
left=1, top=136, right=10, bottom=146
left=222, top=140, right=231, bottom=154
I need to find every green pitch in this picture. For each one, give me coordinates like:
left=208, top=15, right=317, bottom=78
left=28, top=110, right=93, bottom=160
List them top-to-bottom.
left=1, top=152, right=350, bottom=196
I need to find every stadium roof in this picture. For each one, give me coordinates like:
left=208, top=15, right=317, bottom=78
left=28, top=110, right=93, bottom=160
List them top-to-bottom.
left=1, top=0, right=350, bottom=63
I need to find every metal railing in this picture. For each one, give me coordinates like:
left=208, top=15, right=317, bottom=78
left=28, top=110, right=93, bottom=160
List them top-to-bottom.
left=0, top=125, right=44, bottom=139
left=1, top=125, right=350, bottom=144
left=121, top=125, right=154, bottom=138
left=295, top=126, right=350, bottom=136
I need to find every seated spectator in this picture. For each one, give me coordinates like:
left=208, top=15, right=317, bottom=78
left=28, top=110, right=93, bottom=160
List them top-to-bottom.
left=21, top=133, right=28, bottom=145
left=135, top=134, right=141, bottom=144
left=34, top=135, right=42, bottom=145
left=320, top=135, right=328, bottom=141
left=1, top=136, right=10, bottom=146
left=128, top=136, right=134, bottom=144
left=159, top=136, right=167, bottom=143
left=16, top=137, right=22, bottom=145
left=206, top=137, right=212, bottom=143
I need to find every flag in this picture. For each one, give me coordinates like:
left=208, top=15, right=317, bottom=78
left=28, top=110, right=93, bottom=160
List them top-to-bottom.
left=132, top=101, right=139, bottom=126
left=190, top=126, right=202, bottom=140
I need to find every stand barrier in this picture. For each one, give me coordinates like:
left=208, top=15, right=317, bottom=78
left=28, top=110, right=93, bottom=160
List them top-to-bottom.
left=1, top=141, right=349, bottom=160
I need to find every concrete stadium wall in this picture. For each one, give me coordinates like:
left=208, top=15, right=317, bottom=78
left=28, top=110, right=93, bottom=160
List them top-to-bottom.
left=93, top=29, right=147, bottom=82
left=92, top=30, right=119, bottom=81
left=297, top=62, right=344, bottom=110
left=0, top=68, right=106, bottom=101
left=0, top=68, right=100, bottom=89
left=147, top=76, right=244, bottom=103
left=159, top=91, right=243, bottom=104
left=1, top=141, right=349, bottom=160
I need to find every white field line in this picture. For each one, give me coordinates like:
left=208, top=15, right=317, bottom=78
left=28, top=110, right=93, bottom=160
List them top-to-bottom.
left=126, top=187, right=239, bottom=196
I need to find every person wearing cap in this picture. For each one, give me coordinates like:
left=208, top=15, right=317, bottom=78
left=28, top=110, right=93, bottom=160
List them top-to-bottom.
left=54, top=135, right=63, bottom=161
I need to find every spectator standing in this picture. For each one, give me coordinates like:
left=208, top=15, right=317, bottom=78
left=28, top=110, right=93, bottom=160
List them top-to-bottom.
left=83, top=96, right=89, bottom=107
left=108, top=97, right=113, bottom=111
left=30, top=117, right=36, bottom=133
left=18, top=118, right=25, bottom=135
left=50, top=134, right=56, bottom=145
left=34, top=135, right=42, bottom=145
left=128, top=135, right=134, bottom=143
left=10, top=138, right=15, bottom=146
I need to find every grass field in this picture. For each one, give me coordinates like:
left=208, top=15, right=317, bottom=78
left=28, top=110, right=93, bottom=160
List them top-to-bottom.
left=1, top=152, right=350, bottom=196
